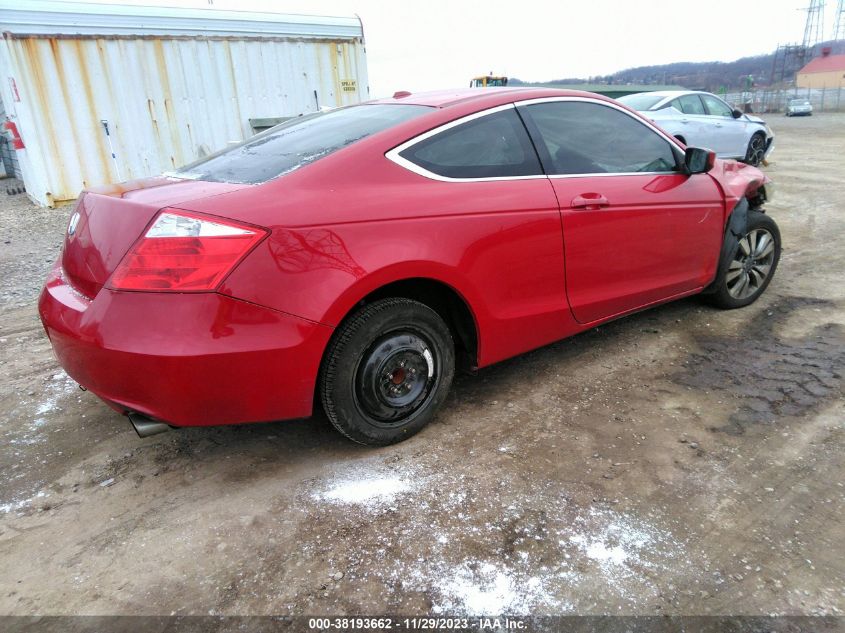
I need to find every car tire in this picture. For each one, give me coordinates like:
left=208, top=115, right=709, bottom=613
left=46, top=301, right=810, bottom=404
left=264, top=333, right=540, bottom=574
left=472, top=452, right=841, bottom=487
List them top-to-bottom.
left=743, top=132, right=767, bottom=166
left=708, top=211, right=781, bottom=310
left=319, top=298, right=455, bottom=446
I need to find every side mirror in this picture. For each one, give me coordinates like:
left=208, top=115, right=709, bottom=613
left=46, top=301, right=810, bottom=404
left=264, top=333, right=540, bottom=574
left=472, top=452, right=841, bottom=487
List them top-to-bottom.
left=732, top=109, right=743, bottom=119
left=684, top=147, right=716, bottom=174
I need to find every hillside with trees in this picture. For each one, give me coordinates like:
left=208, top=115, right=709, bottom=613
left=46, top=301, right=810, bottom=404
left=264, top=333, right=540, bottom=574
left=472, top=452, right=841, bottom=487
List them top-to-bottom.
left=511, top=40, right=845, bottom=91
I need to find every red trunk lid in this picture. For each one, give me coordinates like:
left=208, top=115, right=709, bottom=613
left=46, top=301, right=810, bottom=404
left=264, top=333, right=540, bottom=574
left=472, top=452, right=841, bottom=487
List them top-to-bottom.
left=61, top=177, right=248, bottom=297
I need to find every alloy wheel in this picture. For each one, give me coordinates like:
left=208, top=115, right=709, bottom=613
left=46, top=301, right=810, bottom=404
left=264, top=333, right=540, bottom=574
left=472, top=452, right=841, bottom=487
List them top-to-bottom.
left=747, top=135, right=766, bottom=166
left=726, top=228, right=776, bottom=300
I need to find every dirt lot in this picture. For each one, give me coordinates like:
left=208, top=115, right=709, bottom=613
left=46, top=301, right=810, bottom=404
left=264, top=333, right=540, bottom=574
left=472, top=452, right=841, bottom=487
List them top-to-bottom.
left=1, top=114, right=843, bottom=618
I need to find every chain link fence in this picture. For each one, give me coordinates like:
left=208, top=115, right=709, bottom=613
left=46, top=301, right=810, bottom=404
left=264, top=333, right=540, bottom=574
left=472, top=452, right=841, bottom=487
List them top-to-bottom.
left=724, top=87, right=845, bottom=114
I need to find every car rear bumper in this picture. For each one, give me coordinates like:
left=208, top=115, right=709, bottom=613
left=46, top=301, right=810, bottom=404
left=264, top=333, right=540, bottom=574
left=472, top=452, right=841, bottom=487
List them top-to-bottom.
left=38, top=261, right=333, bottom=427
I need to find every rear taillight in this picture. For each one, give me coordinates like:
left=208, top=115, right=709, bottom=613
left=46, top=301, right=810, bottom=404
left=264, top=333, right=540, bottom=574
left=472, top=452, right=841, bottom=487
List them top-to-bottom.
left=107, top=210, right=266, bottom=292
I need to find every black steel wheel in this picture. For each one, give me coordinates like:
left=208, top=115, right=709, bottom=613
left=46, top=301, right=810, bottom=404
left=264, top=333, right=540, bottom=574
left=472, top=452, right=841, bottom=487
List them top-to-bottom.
left=709, top=211, right=781, bottom=309
left=320, top=298, right=455, bottom=445
left=355, top=330, right=437, bottom=424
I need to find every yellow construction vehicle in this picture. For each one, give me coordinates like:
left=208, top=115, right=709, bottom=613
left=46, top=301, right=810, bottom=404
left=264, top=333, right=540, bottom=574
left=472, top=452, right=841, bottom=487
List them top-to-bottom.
left=470, top=75, right=508, bottom=88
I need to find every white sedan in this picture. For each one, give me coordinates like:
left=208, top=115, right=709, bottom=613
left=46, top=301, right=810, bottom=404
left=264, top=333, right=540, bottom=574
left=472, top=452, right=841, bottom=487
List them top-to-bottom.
left=617, top=90, right=774, bottom=166
left=786, top=98, right=813, bottom=116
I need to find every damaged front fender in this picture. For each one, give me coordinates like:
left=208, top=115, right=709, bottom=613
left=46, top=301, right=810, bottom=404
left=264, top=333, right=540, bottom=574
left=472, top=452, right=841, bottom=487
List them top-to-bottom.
left=702, top=158, right=774, bottom=294
left=709, top=158, right=772, bottom=212
left=703, top=197, right=751, bottom=296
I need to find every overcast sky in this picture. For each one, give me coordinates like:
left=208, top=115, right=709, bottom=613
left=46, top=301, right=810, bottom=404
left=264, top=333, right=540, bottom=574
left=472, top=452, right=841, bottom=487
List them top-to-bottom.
left=87, top=0, right=842, bottom=96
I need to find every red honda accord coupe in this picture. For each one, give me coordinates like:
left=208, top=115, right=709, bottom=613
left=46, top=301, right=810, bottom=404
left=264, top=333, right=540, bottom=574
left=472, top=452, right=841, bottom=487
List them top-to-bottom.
left=39, top=88, right=779, bottom=445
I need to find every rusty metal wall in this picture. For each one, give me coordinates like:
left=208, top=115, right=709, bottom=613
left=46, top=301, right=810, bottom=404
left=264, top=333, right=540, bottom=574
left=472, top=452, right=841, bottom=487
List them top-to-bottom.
left=0, top=34, right=368, bottom=205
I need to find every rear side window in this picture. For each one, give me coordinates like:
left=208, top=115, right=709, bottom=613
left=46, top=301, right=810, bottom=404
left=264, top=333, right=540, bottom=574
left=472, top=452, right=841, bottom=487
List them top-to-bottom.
left=523, top=101, right=679, bottom=175
left=174, top=104, right=431, bottom=184
left=398, top=108, right=542, bottom=179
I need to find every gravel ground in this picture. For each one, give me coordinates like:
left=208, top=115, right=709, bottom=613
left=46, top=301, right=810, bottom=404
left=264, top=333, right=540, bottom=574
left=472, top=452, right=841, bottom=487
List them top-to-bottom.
left=0, top=115, right=843, bottom=617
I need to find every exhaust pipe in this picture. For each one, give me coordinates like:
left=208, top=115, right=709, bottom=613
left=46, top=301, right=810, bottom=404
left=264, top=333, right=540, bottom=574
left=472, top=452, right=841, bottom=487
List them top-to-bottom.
left=127, top=412, right=171, bottom=438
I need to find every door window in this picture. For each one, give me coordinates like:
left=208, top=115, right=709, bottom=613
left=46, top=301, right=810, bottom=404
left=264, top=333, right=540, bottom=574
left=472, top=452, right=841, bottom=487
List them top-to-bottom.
left=675, top=94, right=706, bottom=115
left=701, top=94, right=733, bottom=118
left=523, top=101, right=679, bottom=175
left=398, top=108, right=542, bottom=178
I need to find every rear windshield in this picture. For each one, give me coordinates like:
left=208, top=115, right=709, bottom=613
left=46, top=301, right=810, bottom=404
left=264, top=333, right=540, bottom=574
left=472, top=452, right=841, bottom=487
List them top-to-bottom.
left=616, top=94, right=665, bottom=111
left=789, top=99, right=810, bottom=105
left=173, top=104, right=432, bottom=184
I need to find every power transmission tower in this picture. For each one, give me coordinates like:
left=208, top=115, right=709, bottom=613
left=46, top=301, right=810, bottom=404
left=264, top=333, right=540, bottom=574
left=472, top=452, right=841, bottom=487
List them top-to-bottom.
left=802, top=0, right=825, bottom=50
left=835, top=0, right=845, bottom=40
left=771, top=1, right=835, bottom=85
left=771, top=43, right=808, bottom=84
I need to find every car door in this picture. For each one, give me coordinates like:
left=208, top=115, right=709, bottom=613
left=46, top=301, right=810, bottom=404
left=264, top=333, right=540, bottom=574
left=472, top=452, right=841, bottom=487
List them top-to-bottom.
left=700, top=93, right=746, bottom=157
left=670, top=94, right=711, bottom=148
left=517, top=98, right=725, bottom=324
left=385, top=104, right=573, bottom=364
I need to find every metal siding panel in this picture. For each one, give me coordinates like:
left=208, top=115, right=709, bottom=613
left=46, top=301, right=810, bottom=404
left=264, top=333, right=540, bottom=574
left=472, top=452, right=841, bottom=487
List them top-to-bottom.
left=0, top=2, right=363, bottom=39
left=4, top=34, right=367, bottom=204
left=0, top=38, right=47, bottom=199
left=24, top=39, right=78, bottom=198
left=76, top=39, right=116, bottom=182
left=107, top=39, right=148, bottom=180
left=169, top=40, right=197, bottom=164
left=232, top=40, right=253, bottom=138
left=193, top=41, right=216, bottom=153
left=215, top=41, right=244, bottom=145
left=276, top=42, right=294, bottom=116
left=295, top=43, right=312, bottom=111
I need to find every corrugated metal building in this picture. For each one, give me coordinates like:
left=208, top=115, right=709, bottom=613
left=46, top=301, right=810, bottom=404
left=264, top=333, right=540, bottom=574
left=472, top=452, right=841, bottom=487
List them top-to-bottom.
left=0, top=1, right=369, bottom=206
left=797, top=50, right=845, bottom=90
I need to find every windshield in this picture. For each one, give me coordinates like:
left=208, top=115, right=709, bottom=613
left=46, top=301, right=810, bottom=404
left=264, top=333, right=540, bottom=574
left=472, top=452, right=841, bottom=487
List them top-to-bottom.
left=616, top=94, right=666, bottom=111
left=789, top=99, right=810, bottom=105
left=173, top=104, right=432, bottom=184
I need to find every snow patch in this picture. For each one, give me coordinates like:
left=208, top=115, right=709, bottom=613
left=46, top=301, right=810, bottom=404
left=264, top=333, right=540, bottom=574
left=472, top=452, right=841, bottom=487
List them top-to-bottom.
left=35, top=372, right=77, bottom=416
left=310, top=455, right=425, bottom=510
left=302, top=458, right=687, bottom=612
left=319, top=477, right=410, bottom=505
left=0, top=490, right=47, bottom=515
left=564, top=507, right=667, bottom=595
left=574, top=537, right=630, bottom=566
left=385, top=556, right=567, bottom=616
left=429, top=563, right=560, bottom=615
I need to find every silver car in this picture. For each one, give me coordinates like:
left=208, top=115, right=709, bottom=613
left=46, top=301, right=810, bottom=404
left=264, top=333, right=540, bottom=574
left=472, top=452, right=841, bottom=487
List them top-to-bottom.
left=617, top=90, right=774, bottom=166
left=786, top=98, right=813, bottom=116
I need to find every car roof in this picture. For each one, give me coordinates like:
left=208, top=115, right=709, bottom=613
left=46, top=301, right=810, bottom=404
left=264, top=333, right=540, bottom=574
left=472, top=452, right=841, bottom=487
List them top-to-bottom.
left=368, top=87, right=614, bottom=109
left=632, top=90, right=705, bottom=100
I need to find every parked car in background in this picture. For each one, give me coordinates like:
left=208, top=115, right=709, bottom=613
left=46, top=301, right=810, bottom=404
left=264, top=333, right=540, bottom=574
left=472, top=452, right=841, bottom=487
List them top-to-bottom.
left=40, top=88, right=779, bottom=446
left=618, top=90, right=774, bottom=166
left=786, top=98, right=813, bottom=116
